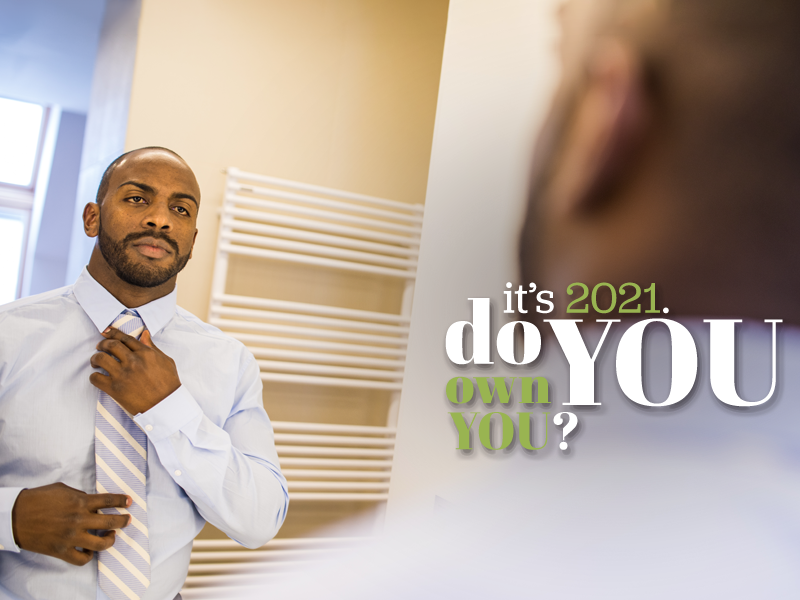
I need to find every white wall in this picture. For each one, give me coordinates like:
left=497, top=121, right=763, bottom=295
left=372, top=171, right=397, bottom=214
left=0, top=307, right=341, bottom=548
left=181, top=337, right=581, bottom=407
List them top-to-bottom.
left=66, top=0, right=142, bottom=284
left=386, top=0, right=561, bottom=525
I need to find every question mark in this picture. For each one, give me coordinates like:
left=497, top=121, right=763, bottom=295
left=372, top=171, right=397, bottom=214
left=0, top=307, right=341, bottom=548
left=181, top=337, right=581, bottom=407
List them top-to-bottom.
left=553, top=412, right=578, bottom=450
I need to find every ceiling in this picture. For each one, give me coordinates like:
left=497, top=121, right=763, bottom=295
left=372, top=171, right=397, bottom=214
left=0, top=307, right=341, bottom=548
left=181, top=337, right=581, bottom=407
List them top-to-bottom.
left=0, top=0, right=107, bottom=113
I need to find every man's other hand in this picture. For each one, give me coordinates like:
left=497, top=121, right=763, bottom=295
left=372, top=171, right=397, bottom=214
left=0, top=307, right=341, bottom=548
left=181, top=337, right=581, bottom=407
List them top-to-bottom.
left=90, top=327, right=182, bottom=415
left=12, top=483, right=131, bottom=565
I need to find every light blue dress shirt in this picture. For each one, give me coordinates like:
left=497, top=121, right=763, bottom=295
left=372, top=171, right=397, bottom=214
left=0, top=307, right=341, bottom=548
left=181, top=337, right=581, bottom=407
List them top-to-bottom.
left=0, top=268, right=289, bottom=599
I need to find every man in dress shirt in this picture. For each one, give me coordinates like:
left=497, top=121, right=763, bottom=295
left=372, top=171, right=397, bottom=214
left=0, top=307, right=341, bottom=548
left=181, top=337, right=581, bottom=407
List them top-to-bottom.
left=0, top=147, right=289, bottom=599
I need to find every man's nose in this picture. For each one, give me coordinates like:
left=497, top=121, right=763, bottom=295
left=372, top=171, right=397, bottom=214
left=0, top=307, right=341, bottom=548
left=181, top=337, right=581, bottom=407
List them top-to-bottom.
left=142, top=200, right=172, bottom=230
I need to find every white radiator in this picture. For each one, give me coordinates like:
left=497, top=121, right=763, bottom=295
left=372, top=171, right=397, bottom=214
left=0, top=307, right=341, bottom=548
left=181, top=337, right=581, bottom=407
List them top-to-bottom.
left=185, top=168, right=423, bottom=596
left=181, top=537, right=370, bottom=598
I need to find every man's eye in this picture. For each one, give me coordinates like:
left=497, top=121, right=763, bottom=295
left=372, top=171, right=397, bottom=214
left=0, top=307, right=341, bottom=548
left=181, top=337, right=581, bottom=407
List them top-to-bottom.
left=128, top=196, right=147, bottom=203
left=173, top=206, right=190, bottom=215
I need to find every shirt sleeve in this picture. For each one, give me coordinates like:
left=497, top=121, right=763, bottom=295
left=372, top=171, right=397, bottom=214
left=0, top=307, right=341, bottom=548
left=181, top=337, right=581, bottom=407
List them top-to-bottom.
left=134, top=348, right=289, bottom=549
left=0, top=487, right=24, bottom=552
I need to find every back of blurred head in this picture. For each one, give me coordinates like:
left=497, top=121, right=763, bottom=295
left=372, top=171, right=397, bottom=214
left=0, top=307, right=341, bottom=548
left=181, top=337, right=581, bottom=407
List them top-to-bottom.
left=521, top=0, right=800, bottom=322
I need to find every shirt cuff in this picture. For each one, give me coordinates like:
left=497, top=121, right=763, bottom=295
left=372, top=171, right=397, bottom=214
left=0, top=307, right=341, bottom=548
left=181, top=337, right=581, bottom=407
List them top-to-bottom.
left=134, top=385, right=203, bottom=442
left=0, top=487, right=25, bottom=552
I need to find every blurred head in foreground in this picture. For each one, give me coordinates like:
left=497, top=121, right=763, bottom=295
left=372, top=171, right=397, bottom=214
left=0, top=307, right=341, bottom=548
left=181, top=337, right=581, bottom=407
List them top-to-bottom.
left=520, top=0, right=800, bottom=322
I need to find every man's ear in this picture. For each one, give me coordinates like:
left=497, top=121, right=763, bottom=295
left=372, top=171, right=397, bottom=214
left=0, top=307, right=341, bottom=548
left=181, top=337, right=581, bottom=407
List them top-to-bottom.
left=548, top=39, right=649, bottom=216
left=83, top=203, right=100, bottom=237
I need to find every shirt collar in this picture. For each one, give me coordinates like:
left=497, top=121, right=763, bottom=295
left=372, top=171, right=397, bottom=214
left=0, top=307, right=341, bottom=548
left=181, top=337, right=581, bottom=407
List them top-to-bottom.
left=73, top=267, right=177, bottom=336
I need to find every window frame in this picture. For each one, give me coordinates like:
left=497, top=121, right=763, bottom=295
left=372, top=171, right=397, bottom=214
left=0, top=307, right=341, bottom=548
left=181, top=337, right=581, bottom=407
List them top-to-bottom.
left=0, top=98, right=48, bottom=191
left=0, top=100, right=50, bottom=300
left=0, top=204, right=31, bottom=303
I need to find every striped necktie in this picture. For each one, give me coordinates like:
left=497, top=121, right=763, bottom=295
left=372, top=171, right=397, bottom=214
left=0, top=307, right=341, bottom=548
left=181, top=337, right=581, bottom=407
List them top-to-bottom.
left=95, top=310, right=150, bottom=600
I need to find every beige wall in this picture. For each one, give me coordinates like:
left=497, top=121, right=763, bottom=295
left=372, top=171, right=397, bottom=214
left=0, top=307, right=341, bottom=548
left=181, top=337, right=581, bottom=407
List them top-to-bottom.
left=125, top=0, right=448, bottom=318
left=126, top=0, right=448, bottom=540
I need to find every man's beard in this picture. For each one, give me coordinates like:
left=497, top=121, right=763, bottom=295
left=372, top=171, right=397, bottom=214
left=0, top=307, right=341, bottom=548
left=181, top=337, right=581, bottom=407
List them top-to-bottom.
left=98, top=222, right=190, bottom=288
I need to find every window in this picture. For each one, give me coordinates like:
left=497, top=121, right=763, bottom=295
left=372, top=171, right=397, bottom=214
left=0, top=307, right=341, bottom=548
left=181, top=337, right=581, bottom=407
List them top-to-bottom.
left=0, top=96, right=46, bottom=302
left=0, top=97, right=45, bottom=187
left=0, top=212, right=26, bottom=304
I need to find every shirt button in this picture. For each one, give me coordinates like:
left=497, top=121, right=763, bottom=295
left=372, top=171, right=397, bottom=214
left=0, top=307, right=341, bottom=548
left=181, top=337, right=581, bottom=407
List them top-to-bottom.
left=145, top=424, right=153, bottom=432
left=174, top=470, right=182, bottom=476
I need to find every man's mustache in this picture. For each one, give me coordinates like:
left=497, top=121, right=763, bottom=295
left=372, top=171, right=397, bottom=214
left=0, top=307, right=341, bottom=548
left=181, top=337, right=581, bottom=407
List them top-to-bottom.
left=122, top=231, right=181, bottom=255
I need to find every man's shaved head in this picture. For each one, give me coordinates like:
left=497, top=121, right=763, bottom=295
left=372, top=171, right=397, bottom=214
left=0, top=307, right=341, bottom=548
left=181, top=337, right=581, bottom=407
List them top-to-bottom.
left=520, top=0, right=800, bottom=322
left=96, top=147, right=187, bottom=205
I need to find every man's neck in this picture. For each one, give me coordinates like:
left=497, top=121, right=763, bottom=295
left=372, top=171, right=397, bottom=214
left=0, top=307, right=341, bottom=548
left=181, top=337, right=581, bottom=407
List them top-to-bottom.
left=87, top=246, right=176, bottom=309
